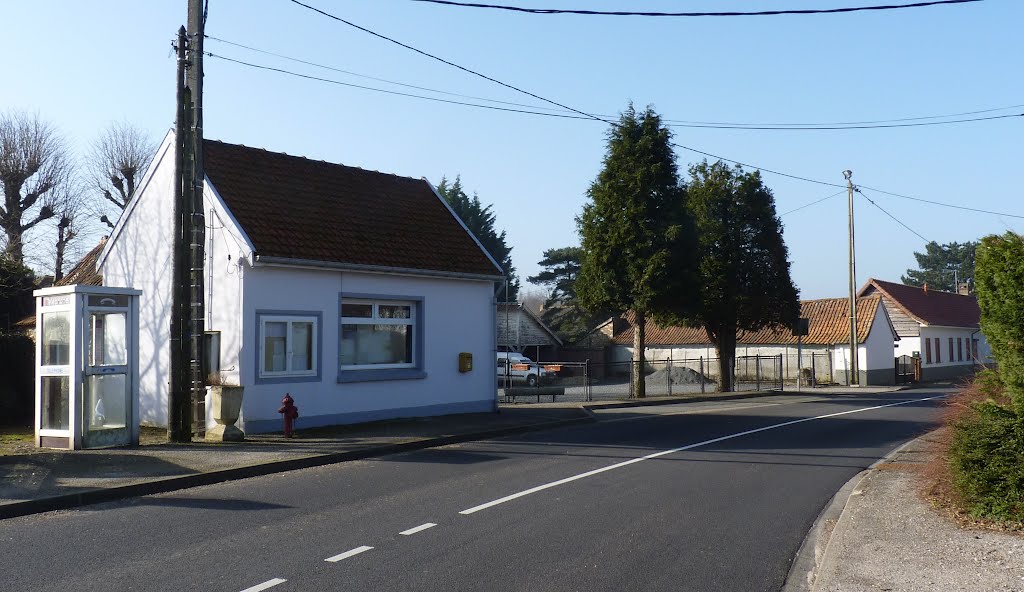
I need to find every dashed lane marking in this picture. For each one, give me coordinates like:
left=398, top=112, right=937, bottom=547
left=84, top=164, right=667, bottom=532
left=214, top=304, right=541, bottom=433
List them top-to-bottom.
left=459, top=395, right=945, bottom=515
left=399, top=522, right=437, bottom=535
left=325, top=545, right=374, bottom=562
left=239, top=578, right=287, bottom=592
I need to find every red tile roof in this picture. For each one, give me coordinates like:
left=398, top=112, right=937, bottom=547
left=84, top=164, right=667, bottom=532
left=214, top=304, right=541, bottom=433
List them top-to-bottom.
left=203, top=140, right=503, bottom=278
left=55, top=238, right=105, bottom=287
left=858, top=278, right=979, bottom=328
left=612, top=297, right=885, bottom=346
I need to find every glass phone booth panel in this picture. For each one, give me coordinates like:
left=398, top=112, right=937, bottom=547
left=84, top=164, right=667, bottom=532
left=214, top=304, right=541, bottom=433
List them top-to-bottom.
left=34, top=286, right=140, bottom=450
left=82, top=300, right=131, bottom=448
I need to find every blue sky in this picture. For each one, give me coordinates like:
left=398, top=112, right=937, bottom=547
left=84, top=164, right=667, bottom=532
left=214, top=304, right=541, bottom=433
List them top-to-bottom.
left=2, top=0, right=1020, bottom=298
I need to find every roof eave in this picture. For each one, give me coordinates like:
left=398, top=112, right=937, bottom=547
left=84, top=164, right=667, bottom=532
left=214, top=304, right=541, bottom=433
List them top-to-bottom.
left=254, top=255, right=505, bottom=282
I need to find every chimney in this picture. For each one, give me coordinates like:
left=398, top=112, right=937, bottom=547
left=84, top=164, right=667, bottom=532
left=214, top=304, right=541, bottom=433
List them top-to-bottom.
left=957, top=282, right=971, bottom=296
left=923, top=283, right=928, bottom=294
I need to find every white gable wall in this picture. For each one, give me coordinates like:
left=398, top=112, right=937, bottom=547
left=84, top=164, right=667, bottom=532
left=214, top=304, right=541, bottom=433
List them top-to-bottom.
left=99, top=135, right=176, bottom=426
left=238, top=264, right=497, bottom=433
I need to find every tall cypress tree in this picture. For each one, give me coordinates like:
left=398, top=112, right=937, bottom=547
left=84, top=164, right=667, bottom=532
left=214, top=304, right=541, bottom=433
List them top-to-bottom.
left=576, top=105, right=698, bottom=398
left=683, top=161, right=799, bottom=392
left=437, top=176, right=519, bottom=301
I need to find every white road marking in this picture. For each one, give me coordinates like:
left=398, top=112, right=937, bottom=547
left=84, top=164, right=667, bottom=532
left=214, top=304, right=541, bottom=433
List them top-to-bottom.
left=459, top=395, right=944, bottom=515
left=400, top=522, right=437, bottom=535
left=325, top=545, right=374, bottom=562
left=240, top=578, right=287, bottom=592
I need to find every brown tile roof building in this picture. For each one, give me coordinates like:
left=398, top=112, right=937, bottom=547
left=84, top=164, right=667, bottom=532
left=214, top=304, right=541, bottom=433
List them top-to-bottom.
left=204, top=140, right=503, bottom=278
left=55, top=238, right=105, bottom=287
left=858, top=278, right=979, bottom=328
left=611, top=296, right=885, bottom=347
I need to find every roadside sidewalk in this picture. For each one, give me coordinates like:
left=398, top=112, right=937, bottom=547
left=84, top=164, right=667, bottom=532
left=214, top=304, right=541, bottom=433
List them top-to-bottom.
left=800, top=433, right=1024, bottom=592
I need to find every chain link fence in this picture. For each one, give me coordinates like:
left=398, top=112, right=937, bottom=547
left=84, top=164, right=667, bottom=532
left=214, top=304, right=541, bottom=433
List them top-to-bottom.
left=498, top=355, right=784, bottom=403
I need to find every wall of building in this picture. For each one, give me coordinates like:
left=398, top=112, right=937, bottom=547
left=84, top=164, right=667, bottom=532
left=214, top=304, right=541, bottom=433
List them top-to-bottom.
left=99, top=137, right=175, bottom=427
left=238, top=265, right=496, bottom=433
left=918, top=325, right=991, bottom=382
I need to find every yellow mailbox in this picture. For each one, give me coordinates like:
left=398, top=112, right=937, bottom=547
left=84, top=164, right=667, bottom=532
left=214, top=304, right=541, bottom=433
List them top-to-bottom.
left=458, top=352, right=473, bottom=373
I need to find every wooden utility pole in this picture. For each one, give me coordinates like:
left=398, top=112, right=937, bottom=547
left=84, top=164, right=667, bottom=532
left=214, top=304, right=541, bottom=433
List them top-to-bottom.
left=187, top=0, right=207, bottom=436
left=169, top=26, right=192, bottom=442
left=844, top=169, right=860, bottom=386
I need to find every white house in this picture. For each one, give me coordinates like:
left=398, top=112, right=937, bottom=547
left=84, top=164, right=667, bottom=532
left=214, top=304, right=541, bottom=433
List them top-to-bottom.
left=98, top=132, right=504, bottom=433
left=859, top=278, right=991, bottom=381
left=607, top=296, right=899, bottom=385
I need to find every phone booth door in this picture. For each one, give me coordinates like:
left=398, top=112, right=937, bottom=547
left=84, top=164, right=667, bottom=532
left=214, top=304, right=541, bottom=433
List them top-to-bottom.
left=82, top=295, right=133, bottom=448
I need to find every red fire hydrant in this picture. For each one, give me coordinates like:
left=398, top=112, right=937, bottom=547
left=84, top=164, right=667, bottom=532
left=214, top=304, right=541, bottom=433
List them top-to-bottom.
left=278, top=393, right=299, bottom=438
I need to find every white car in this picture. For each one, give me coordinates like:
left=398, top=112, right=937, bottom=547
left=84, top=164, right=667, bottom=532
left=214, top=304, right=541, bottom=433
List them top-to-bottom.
left=496, top=352, right=555, bottom=387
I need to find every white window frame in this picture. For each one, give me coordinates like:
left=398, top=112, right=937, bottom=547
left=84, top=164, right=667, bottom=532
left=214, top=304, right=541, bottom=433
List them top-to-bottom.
left=340, top=299, right=417, bottom=371
left=259, top=315, right=319, bottom=378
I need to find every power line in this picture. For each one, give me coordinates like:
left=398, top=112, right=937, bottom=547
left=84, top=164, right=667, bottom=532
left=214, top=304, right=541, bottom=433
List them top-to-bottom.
left=282, top=0, right=1022, bottom=215
left=284, top=0, right=846, bottom=189
left=408, top=0, right=982, bottom=17
left=205, top=35, right=573, bottom=113
left=206, top=39, right=1023, bottom=131
left=204, top=52, right=591, bottom=120
left=667, top=102, right=1024, bottom=127
left=857, top=184, right=1024, bottom=219
left=856, top=188, right=931, bottom=242
left=780, top=190, right=846, bottom=216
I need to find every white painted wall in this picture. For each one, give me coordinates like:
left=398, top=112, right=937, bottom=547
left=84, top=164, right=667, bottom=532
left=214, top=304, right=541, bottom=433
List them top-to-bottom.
left=99, top=134, right=175, bottom=426
left=237, top=265, right=496, bottom=432
left=919, top=325, right=990, bottom=367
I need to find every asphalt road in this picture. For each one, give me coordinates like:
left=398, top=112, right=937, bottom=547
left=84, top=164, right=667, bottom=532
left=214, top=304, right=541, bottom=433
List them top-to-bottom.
left=0, top=390, right=947, bottom=592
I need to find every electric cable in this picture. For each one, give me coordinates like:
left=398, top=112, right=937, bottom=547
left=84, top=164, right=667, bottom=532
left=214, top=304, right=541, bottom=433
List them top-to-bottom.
left=282, top=0, right=1023, bottom=212
left=408, top=0, right=982, bottom=17
left=205, top=51, right=591, bottom=120
left=857, top=184, right=1024, bottom=219
left=856, top=188, right=931, bottom=242
left=780, top=190, right=846, bottom=216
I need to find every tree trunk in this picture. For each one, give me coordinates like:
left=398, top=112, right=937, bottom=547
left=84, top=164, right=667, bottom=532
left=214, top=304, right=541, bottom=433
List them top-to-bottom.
left=2, top=224, right=24, bottom=263
left=54, top=227, right=67, bottom=282
left=633, top=311, right=646, bottom=399
left=715, top=329, right=737, bottom=392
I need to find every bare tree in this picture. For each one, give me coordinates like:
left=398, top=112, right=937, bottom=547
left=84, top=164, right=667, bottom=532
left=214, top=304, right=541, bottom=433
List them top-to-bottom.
left=0, top=111, right=71, bottom=263
left=89, top=121, right=156, bottom=228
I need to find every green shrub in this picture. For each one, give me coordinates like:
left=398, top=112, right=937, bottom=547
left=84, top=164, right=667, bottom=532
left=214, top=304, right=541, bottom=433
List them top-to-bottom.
left=949, top=395, right=1024, bottom=521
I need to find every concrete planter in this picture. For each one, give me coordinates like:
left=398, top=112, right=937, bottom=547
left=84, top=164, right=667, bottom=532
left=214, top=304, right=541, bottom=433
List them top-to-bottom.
left=206, top=385, right=245, bottom=442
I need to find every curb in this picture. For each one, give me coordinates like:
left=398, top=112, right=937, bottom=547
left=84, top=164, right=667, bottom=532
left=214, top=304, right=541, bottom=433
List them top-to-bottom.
left=582, top=390, right=783, bottom=411
left=0, top=412, right=595, bottom=521
left=781, top=436, right=920, bottom=592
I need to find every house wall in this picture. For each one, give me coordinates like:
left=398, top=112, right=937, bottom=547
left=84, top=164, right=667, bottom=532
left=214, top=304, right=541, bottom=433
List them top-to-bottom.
left=99, top=138, right=175, bottom=427
left=238, top=265, right=496, bottom=433
left=612, top=305, right=898, bottom=386
left=495, top=307, right=558, bottom=350
left=918, top=325, right=990, bottom=382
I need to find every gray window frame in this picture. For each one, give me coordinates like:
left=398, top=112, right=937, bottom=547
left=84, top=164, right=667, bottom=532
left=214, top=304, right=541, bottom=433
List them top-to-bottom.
left=338, top=293, right=426, bottom=383
left=254, top=310, right=323, bottom=385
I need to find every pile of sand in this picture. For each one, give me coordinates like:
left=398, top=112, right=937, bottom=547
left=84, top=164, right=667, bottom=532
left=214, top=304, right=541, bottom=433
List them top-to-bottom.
left=645, top=366, right=713, bottom=385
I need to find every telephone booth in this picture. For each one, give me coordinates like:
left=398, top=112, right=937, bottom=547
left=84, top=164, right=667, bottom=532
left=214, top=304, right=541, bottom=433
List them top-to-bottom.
left=34, top=286, right=141, bottom=449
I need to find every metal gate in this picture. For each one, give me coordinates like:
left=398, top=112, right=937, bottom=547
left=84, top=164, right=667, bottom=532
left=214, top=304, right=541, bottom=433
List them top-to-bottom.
left=895, top=355, right=919, bottom=384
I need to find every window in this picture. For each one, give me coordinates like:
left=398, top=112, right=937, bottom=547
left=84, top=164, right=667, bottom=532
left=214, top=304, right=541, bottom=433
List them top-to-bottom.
left=340, top=299, right=416, bottom=370
left=257, top=314, right=319, bottom=380
left=934, top=337, right=941, bottom=363
left=948, top=338, right=954, bottom=364
left=957, top=338, right=963, bottom=362
left=925, top=339, right=932, bottom=364
left=972, top=339, right=979, bottom=361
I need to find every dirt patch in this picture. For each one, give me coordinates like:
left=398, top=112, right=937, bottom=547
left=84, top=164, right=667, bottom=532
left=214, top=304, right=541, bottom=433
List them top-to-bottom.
left=0, top=426, right=34, bottom=456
